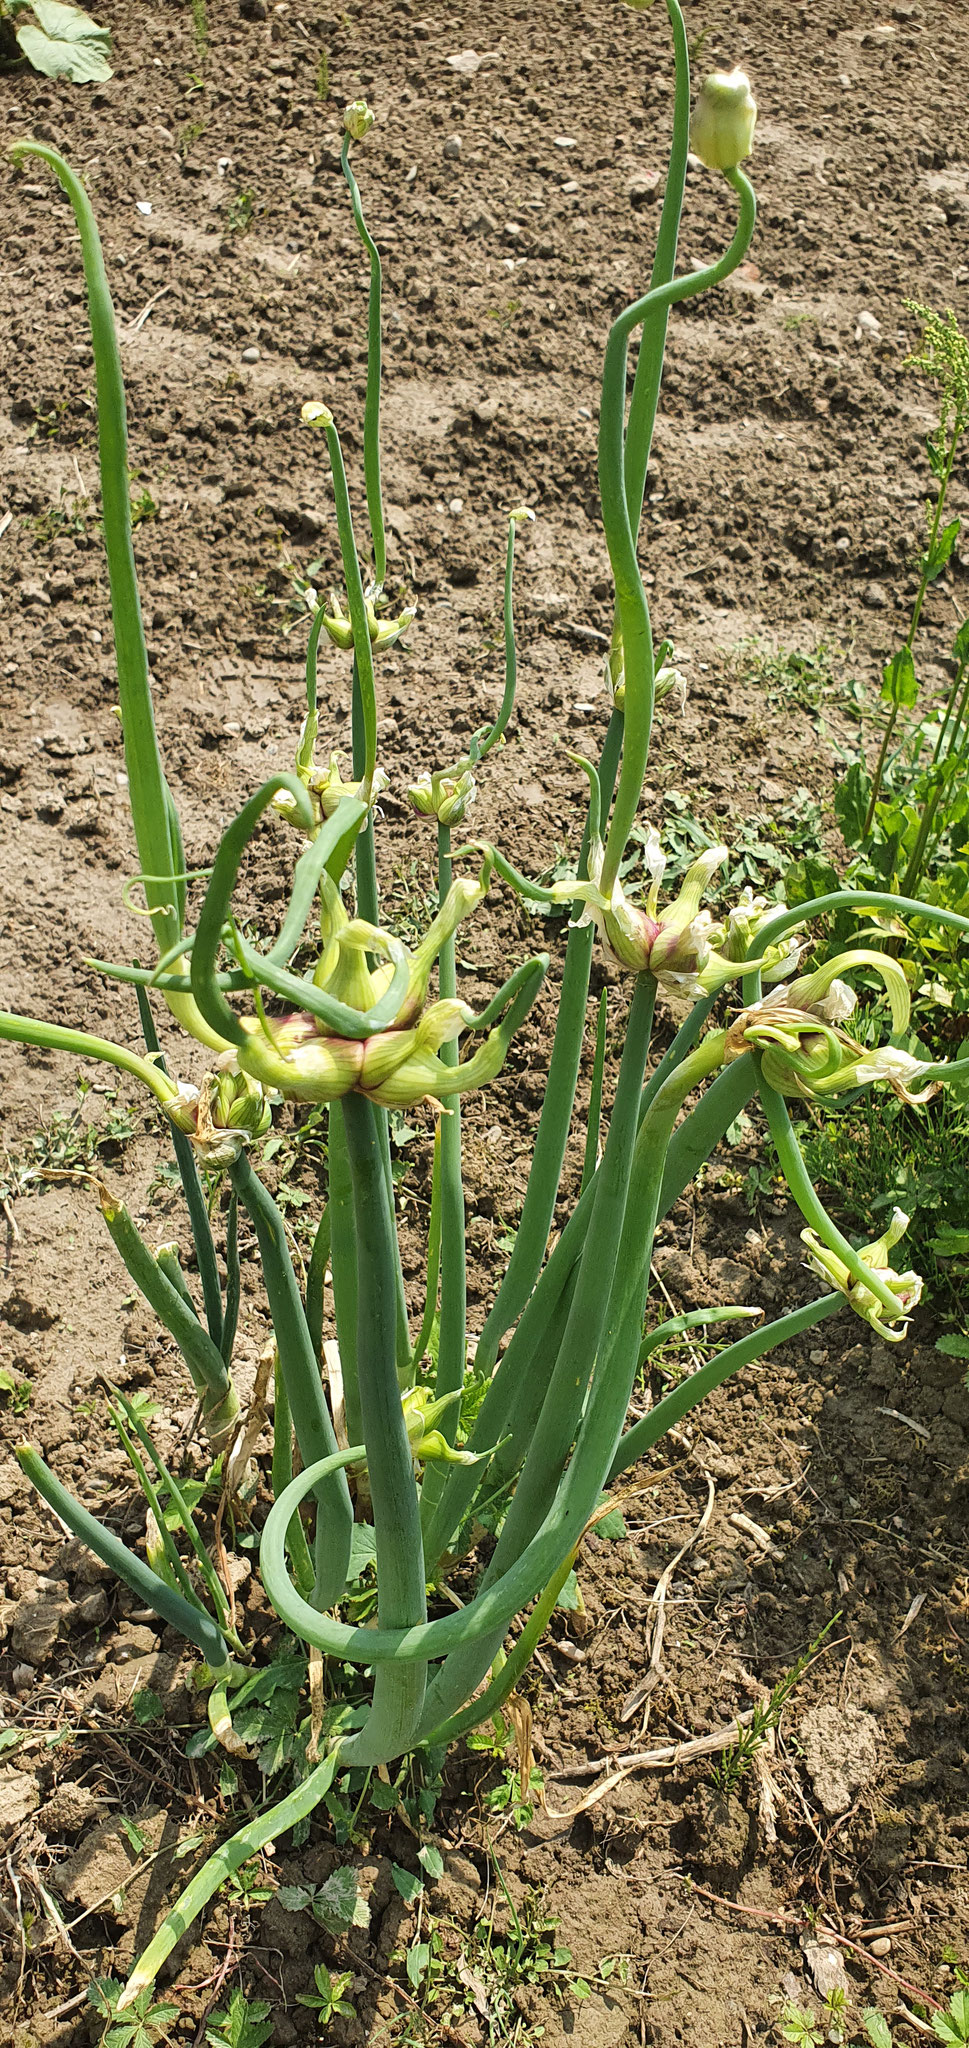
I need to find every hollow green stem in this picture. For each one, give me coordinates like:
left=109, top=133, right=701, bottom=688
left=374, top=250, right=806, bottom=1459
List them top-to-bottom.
left=622, top=0, right=690, bottom=545
left=341, top=134, right=386, bottom=589
left=9, top=144, right=181, bottom=958
left=599, top=168, right=757, bottom=898
left=135, top=984, right=226, bottom=1351
left=581, top=991, right=608, bottom=1193
left=0, top=1011, right=175, bottom=1110
left=338, top=1093, right=427, bottom=1762
left=229, top=1154, right=352, bottom=1606
left=100, top=1191, right=239, bottom=1454
left=608, top=1294, right=843, bottom=1482
left=272, top=1356, right=316, bottom=1599
left=18, top=1445, right=228, bottom=1667
left=120, top=1748, right=341, bottom=2010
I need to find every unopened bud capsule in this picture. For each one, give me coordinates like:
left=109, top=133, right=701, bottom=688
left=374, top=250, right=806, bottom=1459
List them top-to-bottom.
left=690, top=69, right=757, bottom=171
left=344, top=100, right=375, bottom=140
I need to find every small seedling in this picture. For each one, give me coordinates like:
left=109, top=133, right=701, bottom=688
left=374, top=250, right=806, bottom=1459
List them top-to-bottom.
left=296, top=1962, right=355, bottom=2024
left=87, top=1977, right=179, bottom=2048
left=204, top=1990, right=272, bottom=2048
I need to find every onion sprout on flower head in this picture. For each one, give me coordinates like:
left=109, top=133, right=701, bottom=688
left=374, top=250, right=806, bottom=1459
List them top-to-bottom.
left=3, top=3, right=969, bottom=2010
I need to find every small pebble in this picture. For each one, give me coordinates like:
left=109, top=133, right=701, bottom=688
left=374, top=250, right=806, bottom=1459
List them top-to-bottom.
left=443, top=134, right=462, bottom=159
left=554, top=136, right=577, bottom=149
left=561, top=180, right=579, bottom=194
left=241, top=345, right=260, bottom=364
left=869, top=1937, right=892, bottom=1957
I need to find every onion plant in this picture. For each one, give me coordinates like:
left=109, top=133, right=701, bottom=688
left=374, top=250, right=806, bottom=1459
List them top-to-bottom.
left=4, top=3, right=968, bottom=2009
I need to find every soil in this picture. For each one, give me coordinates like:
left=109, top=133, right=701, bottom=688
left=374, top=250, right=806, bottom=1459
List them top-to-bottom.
left=1, top=0, right=968, bottom=2044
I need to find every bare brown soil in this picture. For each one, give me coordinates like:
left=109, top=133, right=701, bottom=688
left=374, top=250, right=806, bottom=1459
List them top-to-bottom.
left=1, top=1, right=968, bottom=2043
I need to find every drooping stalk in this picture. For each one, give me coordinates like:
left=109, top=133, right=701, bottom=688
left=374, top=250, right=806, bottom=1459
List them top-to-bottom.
left=100, top=1191, right=239, bottom=1455
left=608, top=1293, right=842, bottom=1481
left=18, top=1446, right=228, bottom=1667
left=119, top=1747, right=341, bottom=2011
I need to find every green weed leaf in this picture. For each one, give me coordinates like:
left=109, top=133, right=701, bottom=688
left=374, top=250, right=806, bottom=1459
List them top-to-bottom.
left=14, top=0, right=113, bottom=81
left=880, top=647, right=918, bottom=710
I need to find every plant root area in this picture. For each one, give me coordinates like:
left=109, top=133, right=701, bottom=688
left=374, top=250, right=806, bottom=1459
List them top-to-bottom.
left=1, top=1, right=967, bottom=2043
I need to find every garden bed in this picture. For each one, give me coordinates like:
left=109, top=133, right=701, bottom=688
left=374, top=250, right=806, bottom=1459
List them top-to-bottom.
left=1, top=0, right=967, bottom=2042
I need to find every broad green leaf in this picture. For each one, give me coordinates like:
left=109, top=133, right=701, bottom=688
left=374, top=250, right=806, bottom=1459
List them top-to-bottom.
left=15, top=0, right=113, bottom=82
left=923, top=516, right=960, bottom=583
left=880, top=647, right=918, bottom=710
left=834, top=761, right=872, bottom=844
left=935, top=1333, right=969, bottom=1358
left=348, top=1521, right=377, bottom=1576
left=555, top=1566, right=582, bottom=1612
left=418, top=1843, right=444, bottom=1880
left=392, top=1862, right=424, bottom=1905
left=313, top=1864, right=370, bottom=1934
left=275, top=1883, right=314, bottom=1913
left=406, top=1941, right=431, bottom=1989
left=861, top=2013, right=893, bottom=2048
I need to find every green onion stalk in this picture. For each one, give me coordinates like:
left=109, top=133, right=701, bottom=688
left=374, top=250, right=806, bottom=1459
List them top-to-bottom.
left=4, top=8, right=968, bottom=2012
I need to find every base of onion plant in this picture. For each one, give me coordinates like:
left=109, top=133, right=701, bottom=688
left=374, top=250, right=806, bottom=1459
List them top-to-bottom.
left=4, top=0, right=969, bottom=2010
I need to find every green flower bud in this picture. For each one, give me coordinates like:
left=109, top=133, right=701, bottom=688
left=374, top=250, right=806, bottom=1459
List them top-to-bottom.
left=690, top=69, right=757, bottom=172
left=344, top=99, right=375, bottom=141
left=301, top=400, right=333, bottom=429
left=321, top=591, right=416, bottom=656
left=406, top=765, right=477, bottom=826
left=236, top=1015, right=363, bottom=1103
left=212, top=1068, right=273, bottom=1141
left=801, top=1210, right=922, bottom=1343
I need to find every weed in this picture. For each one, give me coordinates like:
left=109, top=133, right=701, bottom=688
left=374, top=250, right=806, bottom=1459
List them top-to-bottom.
left=190, top=0, right=208, bottom=61
left=177, top=117, right=207, bottom=159
left=227, top=190, right=255, bottom=234
left=486, top=297, right=522, bottom=332
left=130, top=485, right=158, bottom=526
left=30, top=489, right=90, bottom=542
left=736, top=639, right=859, bottom=719
left=801, top=1060, right=969, bottom=1344
left=6, top=1083, right=135, bottom=1198
left=0, top=1367, right=30, bottom=1416
left=710, top=1617, right=838, bottom=1793
left=482, top=1761, right=545, bottom=1831
left=400, top=1860, right=591, bottom=2045
left=296, top=1962, right=355, bottom=2023
left=88, top=1976, right=178, bottom=2047
left=204, top=1989, right=272, bottom=2048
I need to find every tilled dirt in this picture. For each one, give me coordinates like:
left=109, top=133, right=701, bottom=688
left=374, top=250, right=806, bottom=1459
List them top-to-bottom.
left=1, top=0, right=968, bottom=2042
